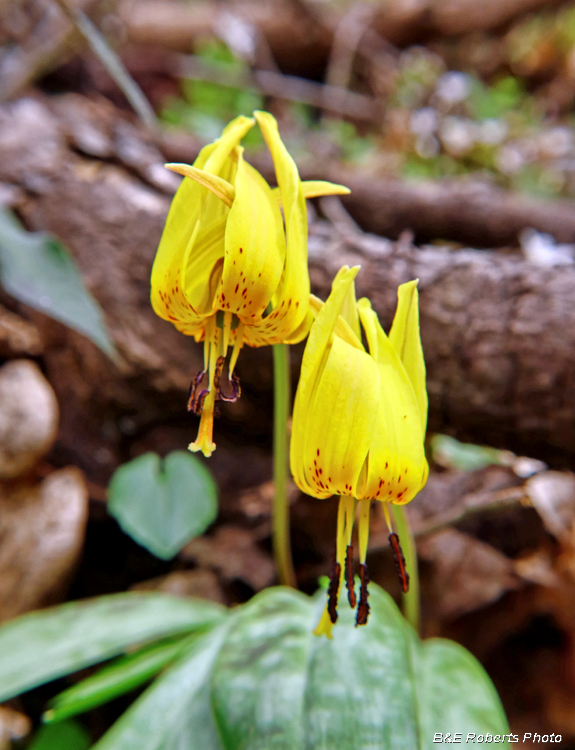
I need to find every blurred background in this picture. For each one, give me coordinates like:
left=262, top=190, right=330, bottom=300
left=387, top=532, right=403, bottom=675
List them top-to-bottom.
left=1, top=0, right=575, bottom=746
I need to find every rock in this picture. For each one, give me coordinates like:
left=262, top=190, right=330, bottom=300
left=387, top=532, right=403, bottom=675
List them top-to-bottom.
left=0, top=304, right=43, bottom=358
left=0, top=359, right=58, bottom=479
left=0, top=467, right=88, bottom=623
left=181, top=526, right=276, bottom=592
left=0, top=706, right=30, bottom=749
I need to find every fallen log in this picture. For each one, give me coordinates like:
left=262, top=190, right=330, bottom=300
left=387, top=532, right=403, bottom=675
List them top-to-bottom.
left=119, top=0, right=565, bottom=57
left=0, top=94, right=573, bottom=474
left=324, top=170, right=575, bottom=247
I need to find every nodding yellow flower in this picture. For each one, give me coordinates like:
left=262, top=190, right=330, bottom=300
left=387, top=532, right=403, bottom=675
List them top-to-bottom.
left=151, top=112, right=349, bottom=457
left=290, top=265, right=429, bottom=637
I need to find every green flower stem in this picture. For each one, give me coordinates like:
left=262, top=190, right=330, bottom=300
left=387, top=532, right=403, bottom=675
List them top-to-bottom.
left=273, top=343, right=296, bottom=588
left=390, top=504, right=420, bottom=634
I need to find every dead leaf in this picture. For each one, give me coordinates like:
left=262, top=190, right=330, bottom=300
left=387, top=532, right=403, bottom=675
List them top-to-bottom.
left=526, top=471, right=575, bottom=539
left=180, top=526, right=275, bottom=591
left=418, top=527, right=519, bottom=618
left=131, top=568, right=226, bottom=604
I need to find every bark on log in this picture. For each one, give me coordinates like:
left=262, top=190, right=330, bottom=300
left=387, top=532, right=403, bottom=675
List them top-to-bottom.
left=119, top=0, right=566, bottom=60
left=0, top=94, right=573, bottom=474
left=323, top=170, right=575, bottom=247
left=307, top=223, right=575, bottom=461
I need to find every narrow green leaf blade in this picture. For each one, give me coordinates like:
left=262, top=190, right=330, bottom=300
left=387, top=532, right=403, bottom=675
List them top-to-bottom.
left=0, top=207, right=117, bottom=359
left=108, top=451, right=218, bottom=559
left=0, top=593, right=226, bottom=702
left=93, top=626, right=228, bottom=750
left=44, top=634, right=201, bottom=723
left=28, top=720, right=91, bottom=750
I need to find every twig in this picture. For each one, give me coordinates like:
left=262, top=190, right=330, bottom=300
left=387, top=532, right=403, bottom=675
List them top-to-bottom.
left=51, top=0, right=158, bottom=132
left=324, top=3, right=377, bottom=110
left=175, top=55, right=379, bottom=122
left=413, top=486, right=530, bottom=538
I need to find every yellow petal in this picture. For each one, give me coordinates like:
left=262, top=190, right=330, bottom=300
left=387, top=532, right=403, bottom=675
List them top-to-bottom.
left=254, top=111, right=309, bottom=338
left=203, top=115, right=255, bottom=175
left=151, top=116, right=254, bottom=324
left=218, top=152, right=285, bottom=320
left=165, top=164, right=235, bottom=207
left=272, top=180, right=350, bottom=204
left=290, top=266, right=359, bottom=496
left=339, top=274, right=362, bottom=342
left=389, top=280, right=428, bottom=433
left=357, top=299, right=428, bottom=503
left=303, top=334, right=379, bottom=498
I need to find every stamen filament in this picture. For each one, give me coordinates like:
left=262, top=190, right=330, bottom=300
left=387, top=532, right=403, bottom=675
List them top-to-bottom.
left=229, top=321, right=245, bottom=375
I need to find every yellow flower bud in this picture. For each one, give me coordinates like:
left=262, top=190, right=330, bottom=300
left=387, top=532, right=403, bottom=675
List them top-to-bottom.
left=150, top=112, right=349, bottom=456
left=290, top=266, right=429, bottom=637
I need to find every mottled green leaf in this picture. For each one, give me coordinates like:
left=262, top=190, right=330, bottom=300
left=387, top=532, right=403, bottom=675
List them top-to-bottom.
left=93, top=585, right=509, bottom=750
left=0, top=593, right=226, bottom=702
left=93, top=626, right=228, bottom=750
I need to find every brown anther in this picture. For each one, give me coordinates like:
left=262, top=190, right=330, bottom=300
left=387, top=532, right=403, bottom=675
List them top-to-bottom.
left=214, top=355, right=241, bottom=403
left=187, top=369, right=206, bottom=412
left=192, top=389, right=209, bottom=415
left=389, top=532, right=410, bottom=593
left=345, top=544, right=356, bottom=608
left=327, top=561, right=341, bottom=624
left=356, top=563, right=370, bottom=626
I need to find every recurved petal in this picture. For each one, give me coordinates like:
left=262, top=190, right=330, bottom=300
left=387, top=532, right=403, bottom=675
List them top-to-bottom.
left=254, top=111, right=309, bottom=337
left=202, top=115, right=255, bottom=176
left=150, top=117, right=253, bottom=320
left=218, top=154, right=285, bottom=320
left=165, top=164, right=235, bottom=206
left=272, top=180, right=350, bottom=204
left=290, top=266, right=359, bottom=493
left=338, top=272, right=362, bottom=342
left=389, top=280, right=428, bottom=433
left=357, top=300, right=428, bottom=503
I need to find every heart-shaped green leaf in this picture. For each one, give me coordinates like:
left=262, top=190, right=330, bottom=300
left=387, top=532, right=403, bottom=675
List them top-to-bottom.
left=108, top=451, right=218, bottom=559
left=92, top=585, right=509, bottom=749
left=0, top=592, right=226, bottom=702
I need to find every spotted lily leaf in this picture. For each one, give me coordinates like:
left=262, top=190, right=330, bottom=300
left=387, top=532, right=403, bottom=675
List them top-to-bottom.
left=91, top=585, right=508, bottom=749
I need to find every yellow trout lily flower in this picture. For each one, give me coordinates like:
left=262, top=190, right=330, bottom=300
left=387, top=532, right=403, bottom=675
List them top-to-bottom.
left=151, top=111, right=349, bottom=457
left=290, top=265, right=429, bottom=637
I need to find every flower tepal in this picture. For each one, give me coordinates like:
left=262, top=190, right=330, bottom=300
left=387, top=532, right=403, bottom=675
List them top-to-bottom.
left=150, top=112, right=350, bottom=457
left=290, top=266, right=429, bottom=637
